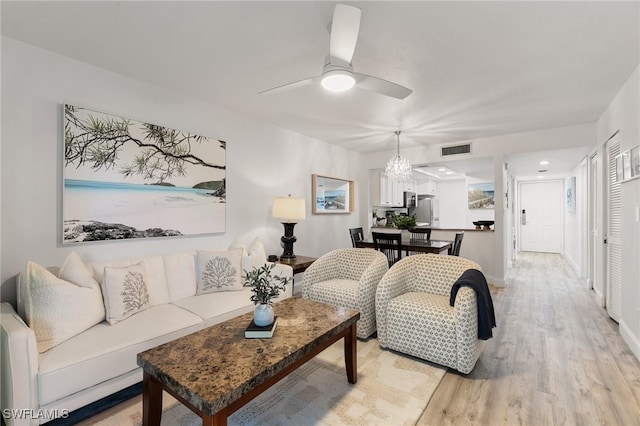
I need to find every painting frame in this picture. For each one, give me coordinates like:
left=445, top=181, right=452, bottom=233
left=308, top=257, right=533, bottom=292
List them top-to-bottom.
left=62, top=104, right=227, bottom=244
left=615, top=145, right=640, bottom=183
left=312, top=174, right=354, bottom=214
left=566, top=176, right=576, bottom=214
left=467, top=182, right=495, bottom=209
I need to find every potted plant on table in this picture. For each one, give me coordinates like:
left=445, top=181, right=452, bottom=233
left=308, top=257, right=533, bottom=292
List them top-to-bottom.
left=243, top=263, right=291, bottom=326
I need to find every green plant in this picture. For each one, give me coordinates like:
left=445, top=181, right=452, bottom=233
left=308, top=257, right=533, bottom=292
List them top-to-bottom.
left=390, top=215, right=417, bottom=229
left=243, top=263, right=291, bottom=304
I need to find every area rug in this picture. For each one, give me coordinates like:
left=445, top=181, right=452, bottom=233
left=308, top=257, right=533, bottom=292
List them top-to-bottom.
left=80, top=339, right=446, bottom=426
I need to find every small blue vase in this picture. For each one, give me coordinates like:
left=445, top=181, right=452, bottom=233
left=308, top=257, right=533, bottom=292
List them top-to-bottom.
left=253, top=303, right=274, bottom=326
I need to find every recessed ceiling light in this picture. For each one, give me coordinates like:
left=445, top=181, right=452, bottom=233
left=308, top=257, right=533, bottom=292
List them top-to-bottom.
left=539, top=160, right=550, bottom=165
left=438, top=168, right=447, bottom=172
left=445, top=171, right=453, bottom=175
left=538, top=175, right=545, bottom=179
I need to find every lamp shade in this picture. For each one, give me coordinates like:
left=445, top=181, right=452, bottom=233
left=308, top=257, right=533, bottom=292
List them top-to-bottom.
left=272, top=195, right=306, bottom=222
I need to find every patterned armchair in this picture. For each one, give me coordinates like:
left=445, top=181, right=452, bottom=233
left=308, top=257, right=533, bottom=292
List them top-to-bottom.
left=302, top=248, right=389, bottom=339
left=376, top=253, right=483, bottom=374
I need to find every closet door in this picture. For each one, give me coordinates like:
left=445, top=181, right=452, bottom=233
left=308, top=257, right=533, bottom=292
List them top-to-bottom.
left=606, top=134, right=622, bottom=322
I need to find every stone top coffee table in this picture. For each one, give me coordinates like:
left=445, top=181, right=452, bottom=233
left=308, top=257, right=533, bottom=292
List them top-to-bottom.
left=137, top=297, right=360, bottom=426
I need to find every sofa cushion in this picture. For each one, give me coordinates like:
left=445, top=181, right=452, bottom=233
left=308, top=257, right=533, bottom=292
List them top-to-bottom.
left=230, top=237, right=269, bottom=273
left=195, top=249, right=243, bottom=294
left=163, top=252, right=197, bottom=302
left=91, top=255, right=170, bottom=306
left=23, top=257, right=105, bottom=353
left=102, top=263, right=151, bottom=325
left=304, top=279, right=359, bottom=310
left=173, top=284, right=291, bottom=328
left=172, top=288, right=256, bottom=328
left=386, top=292, right=457, bottom=367
left=37, top=304, right=203, bottom=406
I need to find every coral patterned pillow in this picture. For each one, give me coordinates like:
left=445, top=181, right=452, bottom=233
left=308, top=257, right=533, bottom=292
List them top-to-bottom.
left=196, top=249, right=243, bottom=294
left=102, top=262, right=150, bottom=325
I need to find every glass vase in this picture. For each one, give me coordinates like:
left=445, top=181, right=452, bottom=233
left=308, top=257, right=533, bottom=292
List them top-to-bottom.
left=254, top=303, right=274, bottom=326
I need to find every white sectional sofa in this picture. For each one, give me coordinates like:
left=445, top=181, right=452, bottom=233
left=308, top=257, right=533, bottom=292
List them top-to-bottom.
left=0, top=249, right=293, bottom=426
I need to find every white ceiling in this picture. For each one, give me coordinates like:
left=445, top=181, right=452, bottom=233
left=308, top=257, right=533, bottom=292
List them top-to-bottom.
left=2, top=1, right=639, bottom=164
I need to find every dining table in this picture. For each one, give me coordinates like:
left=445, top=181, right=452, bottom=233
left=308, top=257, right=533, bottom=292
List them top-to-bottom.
left=355, top=237, right=453, bottom=255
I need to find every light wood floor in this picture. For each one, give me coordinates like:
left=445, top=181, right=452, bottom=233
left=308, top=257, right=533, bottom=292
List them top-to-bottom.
left=418, top=252, right=640, bottom=425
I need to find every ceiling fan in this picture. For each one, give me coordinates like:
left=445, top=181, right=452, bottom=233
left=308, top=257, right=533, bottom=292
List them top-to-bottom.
left=259, top=4, right=413, bottom=100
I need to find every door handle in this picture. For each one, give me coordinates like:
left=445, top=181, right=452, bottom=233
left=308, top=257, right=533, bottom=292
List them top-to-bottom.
left=521, top=209, right=527, bottom=225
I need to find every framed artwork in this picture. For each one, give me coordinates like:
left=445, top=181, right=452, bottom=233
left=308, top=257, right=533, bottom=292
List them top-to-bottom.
left=63, top=104, right=226, bottom=244
left=615, top=145, right=640, bottom=183
left=312, top=174, right=354, bottom=214
left=566, top=176, right=576, bottom=214
left=467, top=183, right=494, bottom=209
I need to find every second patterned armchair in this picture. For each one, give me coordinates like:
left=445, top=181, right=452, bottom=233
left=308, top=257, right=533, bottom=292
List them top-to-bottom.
left=302, top=248, right=389, bottom=339
left=376, top=253, right=486, bottom=374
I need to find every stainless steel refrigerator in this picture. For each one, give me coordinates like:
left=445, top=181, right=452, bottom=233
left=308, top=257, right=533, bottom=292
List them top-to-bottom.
left=415, top=195, right=439, bottom=227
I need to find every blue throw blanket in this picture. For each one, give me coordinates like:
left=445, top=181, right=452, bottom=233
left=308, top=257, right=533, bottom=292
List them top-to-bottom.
left=449, top=269, right=496, bottom=340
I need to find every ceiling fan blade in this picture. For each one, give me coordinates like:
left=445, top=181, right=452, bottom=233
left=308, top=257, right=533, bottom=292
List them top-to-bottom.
left=329, top=4, right=361, bottom=65
left=355, top=73, right=413, bottom=99
left=258, top=76, right=319, bottom=95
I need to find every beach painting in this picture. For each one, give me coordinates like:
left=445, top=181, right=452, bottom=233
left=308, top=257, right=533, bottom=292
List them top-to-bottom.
left=63, top=104, right=226, bottom=244
left=312, top=174, right=354, bottom=214
left=468, top=182, right=495, bottom=209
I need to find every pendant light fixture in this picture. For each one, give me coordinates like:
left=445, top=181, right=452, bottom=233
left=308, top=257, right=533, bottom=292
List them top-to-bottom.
left=385, top=131, right=412, bottom=181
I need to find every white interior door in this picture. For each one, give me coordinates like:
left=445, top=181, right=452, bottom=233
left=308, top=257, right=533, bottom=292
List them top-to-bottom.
left=606, top=135, right=623, bottom=322
left=519, top=180, right=563, bottom=253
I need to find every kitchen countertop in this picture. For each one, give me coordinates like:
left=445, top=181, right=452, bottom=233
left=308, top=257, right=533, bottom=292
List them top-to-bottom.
left=371, top=226, right=494, bottom=232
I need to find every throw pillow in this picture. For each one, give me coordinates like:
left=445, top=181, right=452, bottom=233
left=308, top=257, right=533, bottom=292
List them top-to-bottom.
left=228, top=237, right=269, bottom=273
left=196, top=248, right=243, bottom=294
left=24, top=256, right=105, bottom=353
left=102, top=262, right=151, bottom=325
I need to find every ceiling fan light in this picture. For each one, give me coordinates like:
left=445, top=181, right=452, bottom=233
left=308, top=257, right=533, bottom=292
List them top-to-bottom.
left=321, top=69, right=356, bottom=92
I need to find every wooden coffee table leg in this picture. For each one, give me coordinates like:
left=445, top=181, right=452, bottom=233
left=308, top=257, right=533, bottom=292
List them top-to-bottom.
left=344, top=322, right=357, bottom=384
left=143, top=371, right=163, bottom=426
left=207, top=408, right=228, bottom=426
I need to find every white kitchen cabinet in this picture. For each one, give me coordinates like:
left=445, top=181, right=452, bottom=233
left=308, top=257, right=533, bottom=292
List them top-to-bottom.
left=376, top=172, right=404, bottom=206
left=402, top=179, right=418, bottom=193
left=417, top=179, right=437, bottom=196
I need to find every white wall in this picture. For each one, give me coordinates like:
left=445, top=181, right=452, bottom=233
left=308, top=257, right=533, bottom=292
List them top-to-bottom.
left=0, top=37, right=366, bottom=305
left=596, top=65, right=640, bottom=360
left=563, top=159, right=588, bottom=281
left=436, top=180, right=467, bottom=228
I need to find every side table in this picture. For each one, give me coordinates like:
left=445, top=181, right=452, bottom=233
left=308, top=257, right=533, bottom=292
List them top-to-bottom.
left=277, top=255, right=317, bottom=274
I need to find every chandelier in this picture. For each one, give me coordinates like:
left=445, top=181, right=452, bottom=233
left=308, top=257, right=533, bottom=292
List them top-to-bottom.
left=385, top=131, right=412, bottom=181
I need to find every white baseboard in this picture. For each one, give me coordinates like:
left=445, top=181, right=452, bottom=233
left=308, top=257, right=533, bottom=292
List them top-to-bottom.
left=562, top=252, right=582, bottom=277
left=488, top=275, right=505, bottom=288
left=592, top=288, right=605, bottom=308
left=620, top=320, right=640, bottom=362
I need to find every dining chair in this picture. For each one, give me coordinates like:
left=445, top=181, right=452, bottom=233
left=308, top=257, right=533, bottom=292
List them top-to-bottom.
left=349, top=227, right=364, bottom=248
left=406, top=227, right=432, bottom=256
left=409, top=227, right=432, bottom=240
left=449, top=231, right=464, bottom=256
left=372, top=232, right=403, bottom=266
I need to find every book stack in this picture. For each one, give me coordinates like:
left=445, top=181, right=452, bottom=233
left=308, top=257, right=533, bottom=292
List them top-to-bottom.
left=244, top=317, right=278, bottom=339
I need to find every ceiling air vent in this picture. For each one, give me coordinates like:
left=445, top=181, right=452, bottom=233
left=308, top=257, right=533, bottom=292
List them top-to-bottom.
left=441, top=143, right=471, bottom=156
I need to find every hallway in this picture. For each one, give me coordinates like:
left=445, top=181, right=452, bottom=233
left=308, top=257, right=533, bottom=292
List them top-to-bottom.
left=419, top=252, right=640, bottom=425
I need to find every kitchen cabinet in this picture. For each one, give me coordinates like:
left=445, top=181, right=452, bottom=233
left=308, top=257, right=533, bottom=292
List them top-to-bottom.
left=372, top=171, right=404, bottom=206
left=402, top=179, right=418, bottom=193
left=417, top=179, right=437, bottom=196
